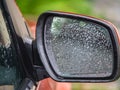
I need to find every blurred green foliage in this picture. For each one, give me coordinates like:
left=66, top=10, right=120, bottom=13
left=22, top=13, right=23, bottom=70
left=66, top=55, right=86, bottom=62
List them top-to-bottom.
left=16, top=0, right=100, bottom=20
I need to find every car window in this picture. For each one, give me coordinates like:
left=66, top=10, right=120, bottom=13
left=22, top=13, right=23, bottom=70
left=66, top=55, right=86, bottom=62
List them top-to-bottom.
left=0, top=5, right=22, bottom=90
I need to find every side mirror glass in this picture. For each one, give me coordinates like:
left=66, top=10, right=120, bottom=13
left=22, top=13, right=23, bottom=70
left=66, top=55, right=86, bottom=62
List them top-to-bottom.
left=36, top=11, right=120, bottom=82
left=45, top=16, right=113, bottom=78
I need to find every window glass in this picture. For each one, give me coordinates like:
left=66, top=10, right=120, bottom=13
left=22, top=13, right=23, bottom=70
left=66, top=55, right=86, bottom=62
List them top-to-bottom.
left=0, top=5, right=22, bottom=90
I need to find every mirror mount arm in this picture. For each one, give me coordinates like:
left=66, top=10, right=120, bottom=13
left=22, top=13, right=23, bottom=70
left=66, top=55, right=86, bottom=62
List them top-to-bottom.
left=32, top=40, right=49, bottom=81
left=34, top=65, right=49, bottom=81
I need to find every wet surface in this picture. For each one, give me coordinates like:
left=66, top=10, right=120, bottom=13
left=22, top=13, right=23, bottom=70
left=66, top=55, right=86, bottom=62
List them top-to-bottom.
left=93, top=0, right=120, bottom=85
left=0, top=7, right=22, bottom=89
left=45, top=17, right=114, bottom=77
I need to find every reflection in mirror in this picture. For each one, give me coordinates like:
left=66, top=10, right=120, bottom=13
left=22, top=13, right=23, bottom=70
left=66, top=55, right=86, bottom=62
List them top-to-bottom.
left=45, top=16, right=114, bottom=78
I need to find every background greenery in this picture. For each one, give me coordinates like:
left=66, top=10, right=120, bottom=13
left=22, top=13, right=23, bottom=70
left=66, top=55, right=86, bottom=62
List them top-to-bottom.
left=16, top=0, right=104, bottom=20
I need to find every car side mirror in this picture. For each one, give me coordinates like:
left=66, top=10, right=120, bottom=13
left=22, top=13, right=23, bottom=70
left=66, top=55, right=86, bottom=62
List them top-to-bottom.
left=36, top=11, right=120, bottom=82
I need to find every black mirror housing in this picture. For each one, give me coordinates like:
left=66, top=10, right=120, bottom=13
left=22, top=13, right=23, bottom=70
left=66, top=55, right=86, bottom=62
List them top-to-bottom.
left=36, top=11, right=120, bottom=82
